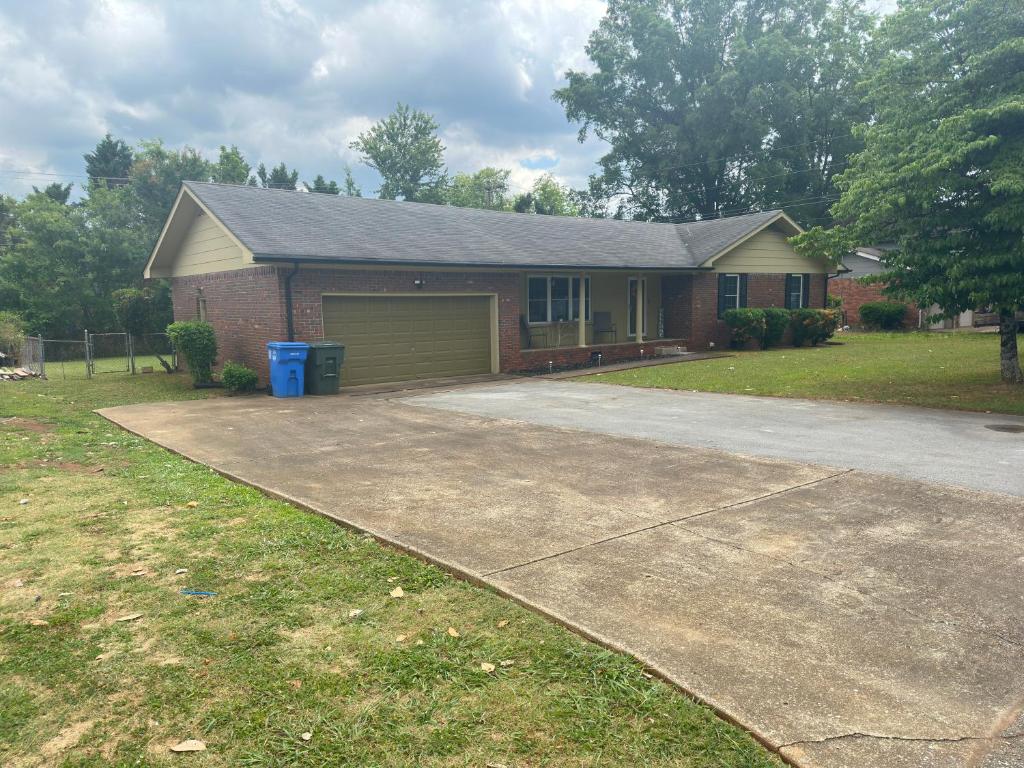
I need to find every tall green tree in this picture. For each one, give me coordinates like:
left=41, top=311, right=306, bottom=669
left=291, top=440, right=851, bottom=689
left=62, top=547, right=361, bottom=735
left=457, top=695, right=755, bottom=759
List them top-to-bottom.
left=555, top=0, right=874, bottom=224
left=794, top=0, right=1024, bottom=383
left=350, top=103, right=448, bottom=202
left=84, top=133, right=134, bottom=188
left=129, top=140, right=212, bottom=243
left=212, top=145, right=253, bottom=184
left=255, top=162, right=299, bottom=190
left=342, top=165, right=362, bottom=197
left=446, top=168, right=511, bottom=210
left=307, top=174, right=340, bottom=194
left=512, top=174, right=579, bottom=216
left=31, top=182, right=72, bottom=204
left=0, top=186, right=149, bottom=337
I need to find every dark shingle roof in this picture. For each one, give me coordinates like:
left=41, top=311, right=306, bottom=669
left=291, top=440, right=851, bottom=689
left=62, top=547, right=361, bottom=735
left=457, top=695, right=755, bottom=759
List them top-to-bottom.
left=183, top=181, right=785, bottom=270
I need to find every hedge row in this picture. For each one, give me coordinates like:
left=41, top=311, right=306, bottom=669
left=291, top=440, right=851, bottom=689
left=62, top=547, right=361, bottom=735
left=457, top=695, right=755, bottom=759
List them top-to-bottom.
left=722, top=307, right=840, bottom=349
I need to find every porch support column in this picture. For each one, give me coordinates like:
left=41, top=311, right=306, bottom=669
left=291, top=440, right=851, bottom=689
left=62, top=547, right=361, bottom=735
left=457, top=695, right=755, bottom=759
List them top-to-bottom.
left=577, top=272, right=587, bottom=347
left=634, top=274, right=644, bottom=343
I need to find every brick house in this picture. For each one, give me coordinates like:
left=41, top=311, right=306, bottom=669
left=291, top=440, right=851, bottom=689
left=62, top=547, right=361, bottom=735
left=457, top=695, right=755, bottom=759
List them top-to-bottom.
left=144, top=182, right=831, bottom=386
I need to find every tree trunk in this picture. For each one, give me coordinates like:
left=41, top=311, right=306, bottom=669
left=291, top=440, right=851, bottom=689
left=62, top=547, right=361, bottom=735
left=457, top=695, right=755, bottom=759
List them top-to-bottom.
left=999, top=311, right=1023, bottom=384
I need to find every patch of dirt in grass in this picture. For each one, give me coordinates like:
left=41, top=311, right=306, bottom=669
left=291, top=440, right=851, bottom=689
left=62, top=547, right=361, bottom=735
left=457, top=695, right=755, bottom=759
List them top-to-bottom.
left=0, top=417, right=55, bottom=434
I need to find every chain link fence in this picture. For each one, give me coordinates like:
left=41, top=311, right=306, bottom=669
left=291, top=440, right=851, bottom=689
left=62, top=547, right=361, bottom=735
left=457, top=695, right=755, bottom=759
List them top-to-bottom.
left=14, top=333, right=178, bottom=380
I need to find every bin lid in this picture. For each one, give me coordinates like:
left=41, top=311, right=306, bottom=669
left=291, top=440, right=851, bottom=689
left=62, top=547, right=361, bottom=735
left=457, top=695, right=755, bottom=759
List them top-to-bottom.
left=308, top=340, right=345, bottom=349
left=267, top=341, right=310, bottom=349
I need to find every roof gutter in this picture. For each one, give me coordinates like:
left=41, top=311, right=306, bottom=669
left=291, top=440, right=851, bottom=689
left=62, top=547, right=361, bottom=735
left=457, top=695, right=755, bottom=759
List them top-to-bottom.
left=253, top=254, right=705, bottom=272
left=283, top=261, right=300, bottom=342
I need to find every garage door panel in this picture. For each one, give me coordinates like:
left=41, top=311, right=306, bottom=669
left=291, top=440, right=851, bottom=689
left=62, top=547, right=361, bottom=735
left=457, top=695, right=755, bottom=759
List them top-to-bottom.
left=322, top=295, right=492, bottom=386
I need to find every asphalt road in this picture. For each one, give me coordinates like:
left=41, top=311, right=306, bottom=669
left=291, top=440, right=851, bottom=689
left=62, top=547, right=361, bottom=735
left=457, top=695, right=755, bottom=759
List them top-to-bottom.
left=407, top=379, right=1024, bottom=497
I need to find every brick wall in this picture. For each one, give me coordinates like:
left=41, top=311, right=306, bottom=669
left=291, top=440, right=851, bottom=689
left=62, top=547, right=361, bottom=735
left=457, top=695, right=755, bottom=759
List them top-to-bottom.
left=170, top=266, right=286, bottom=382
left=287, top=266, right=523, bottom=365
left=686, top=272, right=830, bottom=350
left=830, top=278, right=919, bottom=327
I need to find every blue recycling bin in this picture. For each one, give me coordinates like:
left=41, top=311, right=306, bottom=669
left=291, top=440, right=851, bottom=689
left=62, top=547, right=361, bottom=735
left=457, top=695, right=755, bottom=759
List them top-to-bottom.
left=266, top=342, right=309, bottom=398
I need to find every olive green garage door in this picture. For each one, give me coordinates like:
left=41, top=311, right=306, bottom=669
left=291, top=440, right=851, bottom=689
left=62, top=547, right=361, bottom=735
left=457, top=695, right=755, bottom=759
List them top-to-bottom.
left=321, top=295, right=493, bottom=386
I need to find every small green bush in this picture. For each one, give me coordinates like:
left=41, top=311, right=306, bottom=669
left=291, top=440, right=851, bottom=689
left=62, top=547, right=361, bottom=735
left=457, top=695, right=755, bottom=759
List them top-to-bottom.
left=826, top=293, right=842, bottom=310
left=859, top=301, right=907, bottom=330
left=723, top=308, right=766, bottom=348
left=762, top=308, right=791, bottom=349
left=791, top=308, right=840, bottom=347
left=166, top=321, right=217, bottom=384
left=221, top=361, right=258, bottom=393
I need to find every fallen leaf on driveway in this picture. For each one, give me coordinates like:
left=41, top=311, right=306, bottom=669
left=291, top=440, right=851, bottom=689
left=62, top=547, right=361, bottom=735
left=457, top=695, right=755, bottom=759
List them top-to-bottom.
left=389, top=586, right=405, bottom=598
left=348, top=609, right=363, bottom=618
left=115, top=613, right=143, bottom=622
left=446, top=627, right=460, bottom=638
left=480, top=662, right=495, bottom=673
left=170, top=739, right=206, bottom=752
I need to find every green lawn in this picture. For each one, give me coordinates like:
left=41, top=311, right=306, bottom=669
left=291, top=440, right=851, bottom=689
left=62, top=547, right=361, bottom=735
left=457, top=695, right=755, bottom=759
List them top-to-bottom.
left=587, top=331, right=1024, bottom=415
left=0, top=373, right=778, bottom=767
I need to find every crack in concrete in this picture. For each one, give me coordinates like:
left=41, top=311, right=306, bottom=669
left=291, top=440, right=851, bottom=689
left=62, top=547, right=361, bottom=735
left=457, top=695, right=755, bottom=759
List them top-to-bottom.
left=482, top=469, right=854, bottom=577
left=779, top=731, right=1024, bottom=750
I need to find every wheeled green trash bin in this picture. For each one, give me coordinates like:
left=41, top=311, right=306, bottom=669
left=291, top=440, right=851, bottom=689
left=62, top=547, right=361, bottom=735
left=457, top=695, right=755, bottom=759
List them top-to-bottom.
left=304, top=341, right=345, bottom=395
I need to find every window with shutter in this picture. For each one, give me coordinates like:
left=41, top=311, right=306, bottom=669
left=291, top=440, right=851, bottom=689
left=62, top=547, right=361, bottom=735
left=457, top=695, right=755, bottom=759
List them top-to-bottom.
left=718, top=274, right=741, bottom=317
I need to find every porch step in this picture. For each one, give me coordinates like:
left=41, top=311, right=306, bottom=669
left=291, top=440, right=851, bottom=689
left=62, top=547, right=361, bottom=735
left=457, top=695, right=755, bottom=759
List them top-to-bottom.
left=654, top=345, right=689, bottom=356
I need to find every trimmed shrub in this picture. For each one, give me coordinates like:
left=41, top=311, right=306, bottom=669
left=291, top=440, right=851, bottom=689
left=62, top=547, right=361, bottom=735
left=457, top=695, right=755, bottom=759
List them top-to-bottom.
left=826, top=293, right=842, bottom=310
left=859, top=301, right=907, bottom=330
left=723, top=308, right=766, bottom=348
left=762, top=308, right=791, bottom=349
left=791, top=308, right=840, bottom=347
left=166, top=321, right=217, bottom=385
left=221, top=361, right=258, bottom=393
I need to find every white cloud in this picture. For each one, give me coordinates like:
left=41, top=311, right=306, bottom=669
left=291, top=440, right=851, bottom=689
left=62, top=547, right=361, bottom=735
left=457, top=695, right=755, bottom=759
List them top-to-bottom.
left=0, top=0, right=609, bottom=199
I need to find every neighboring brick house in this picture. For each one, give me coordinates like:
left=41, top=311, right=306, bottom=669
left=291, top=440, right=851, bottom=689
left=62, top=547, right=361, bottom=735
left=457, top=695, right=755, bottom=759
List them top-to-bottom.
left=145, top=182, right=831, bottom=386
left=831, top=246, right=925, bottom=328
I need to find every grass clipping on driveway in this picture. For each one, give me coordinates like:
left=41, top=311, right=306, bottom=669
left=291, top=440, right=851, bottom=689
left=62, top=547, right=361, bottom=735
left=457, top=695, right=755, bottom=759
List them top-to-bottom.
left=587, top=331, right=1024, bottom=416
left=0, top=374, right=779, bottom=767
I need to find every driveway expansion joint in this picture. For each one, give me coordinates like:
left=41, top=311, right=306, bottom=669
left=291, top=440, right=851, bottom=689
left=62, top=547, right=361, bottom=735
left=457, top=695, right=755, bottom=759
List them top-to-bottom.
left=483, top=469, right=854, bottom=578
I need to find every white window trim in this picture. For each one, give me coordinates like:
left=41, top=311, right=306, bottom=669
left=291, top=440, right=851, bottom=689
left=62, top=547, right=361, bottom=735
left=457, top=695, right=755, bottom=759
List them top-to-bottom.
left=789, top=273, right=804, bottom=309
left=723, top=274, right=741, bottom=312
left=527, top=275, right=591, bottom=324
left=627, top=277, right=648, bottom=337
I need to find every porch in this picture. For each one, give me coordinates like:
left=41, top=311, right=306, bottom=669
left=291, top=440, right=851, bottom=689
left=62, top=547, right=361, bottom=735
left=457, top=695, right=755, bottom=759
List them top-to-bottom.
left=518, top=270, right=685, bottom=350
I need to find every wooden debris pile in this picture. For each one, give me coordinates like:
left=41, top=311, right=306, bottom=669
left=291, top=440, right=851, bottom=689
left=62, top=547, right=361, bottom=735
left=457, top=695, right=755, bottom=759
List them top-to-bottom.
left=0, top=367, right=42, bottom=381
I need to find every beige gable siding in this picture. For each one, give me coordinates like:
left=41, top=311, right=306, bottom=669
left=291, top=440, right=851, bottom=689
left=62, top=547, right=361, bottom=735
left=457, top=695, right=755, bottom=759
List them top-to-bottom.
left=169, top=212, right=248, bottom=277
left=712, top=228, right=827, bottom=274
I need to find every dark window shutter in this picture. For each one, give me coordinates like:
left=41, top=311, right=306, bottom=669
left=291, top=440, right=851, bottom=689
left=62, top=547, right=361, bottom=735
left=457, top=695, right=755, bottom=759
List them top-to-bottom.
left=717, top=273, right=728, bottom=318
left=739, top=274, right=748, bottom=308
left=802, top=274, right=811, bottom=309
left=784, top=275, right=795, bottom=309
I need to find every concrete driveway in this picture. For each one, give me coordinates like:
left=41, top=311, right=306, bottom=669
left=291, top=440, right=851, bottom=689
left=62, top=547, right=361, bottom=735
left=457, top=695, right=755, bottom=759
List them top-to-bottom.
left=100, top=381, right=1024, bottom=768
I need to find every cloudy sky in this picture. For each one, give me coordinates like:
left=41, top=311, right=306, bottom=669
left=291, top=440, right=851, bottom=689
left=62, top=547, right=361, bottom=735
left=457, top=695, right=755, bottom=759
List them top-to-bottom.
left=0, top=0, right=614, bottom=200
left=0, top=0, right=896, bottom=201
